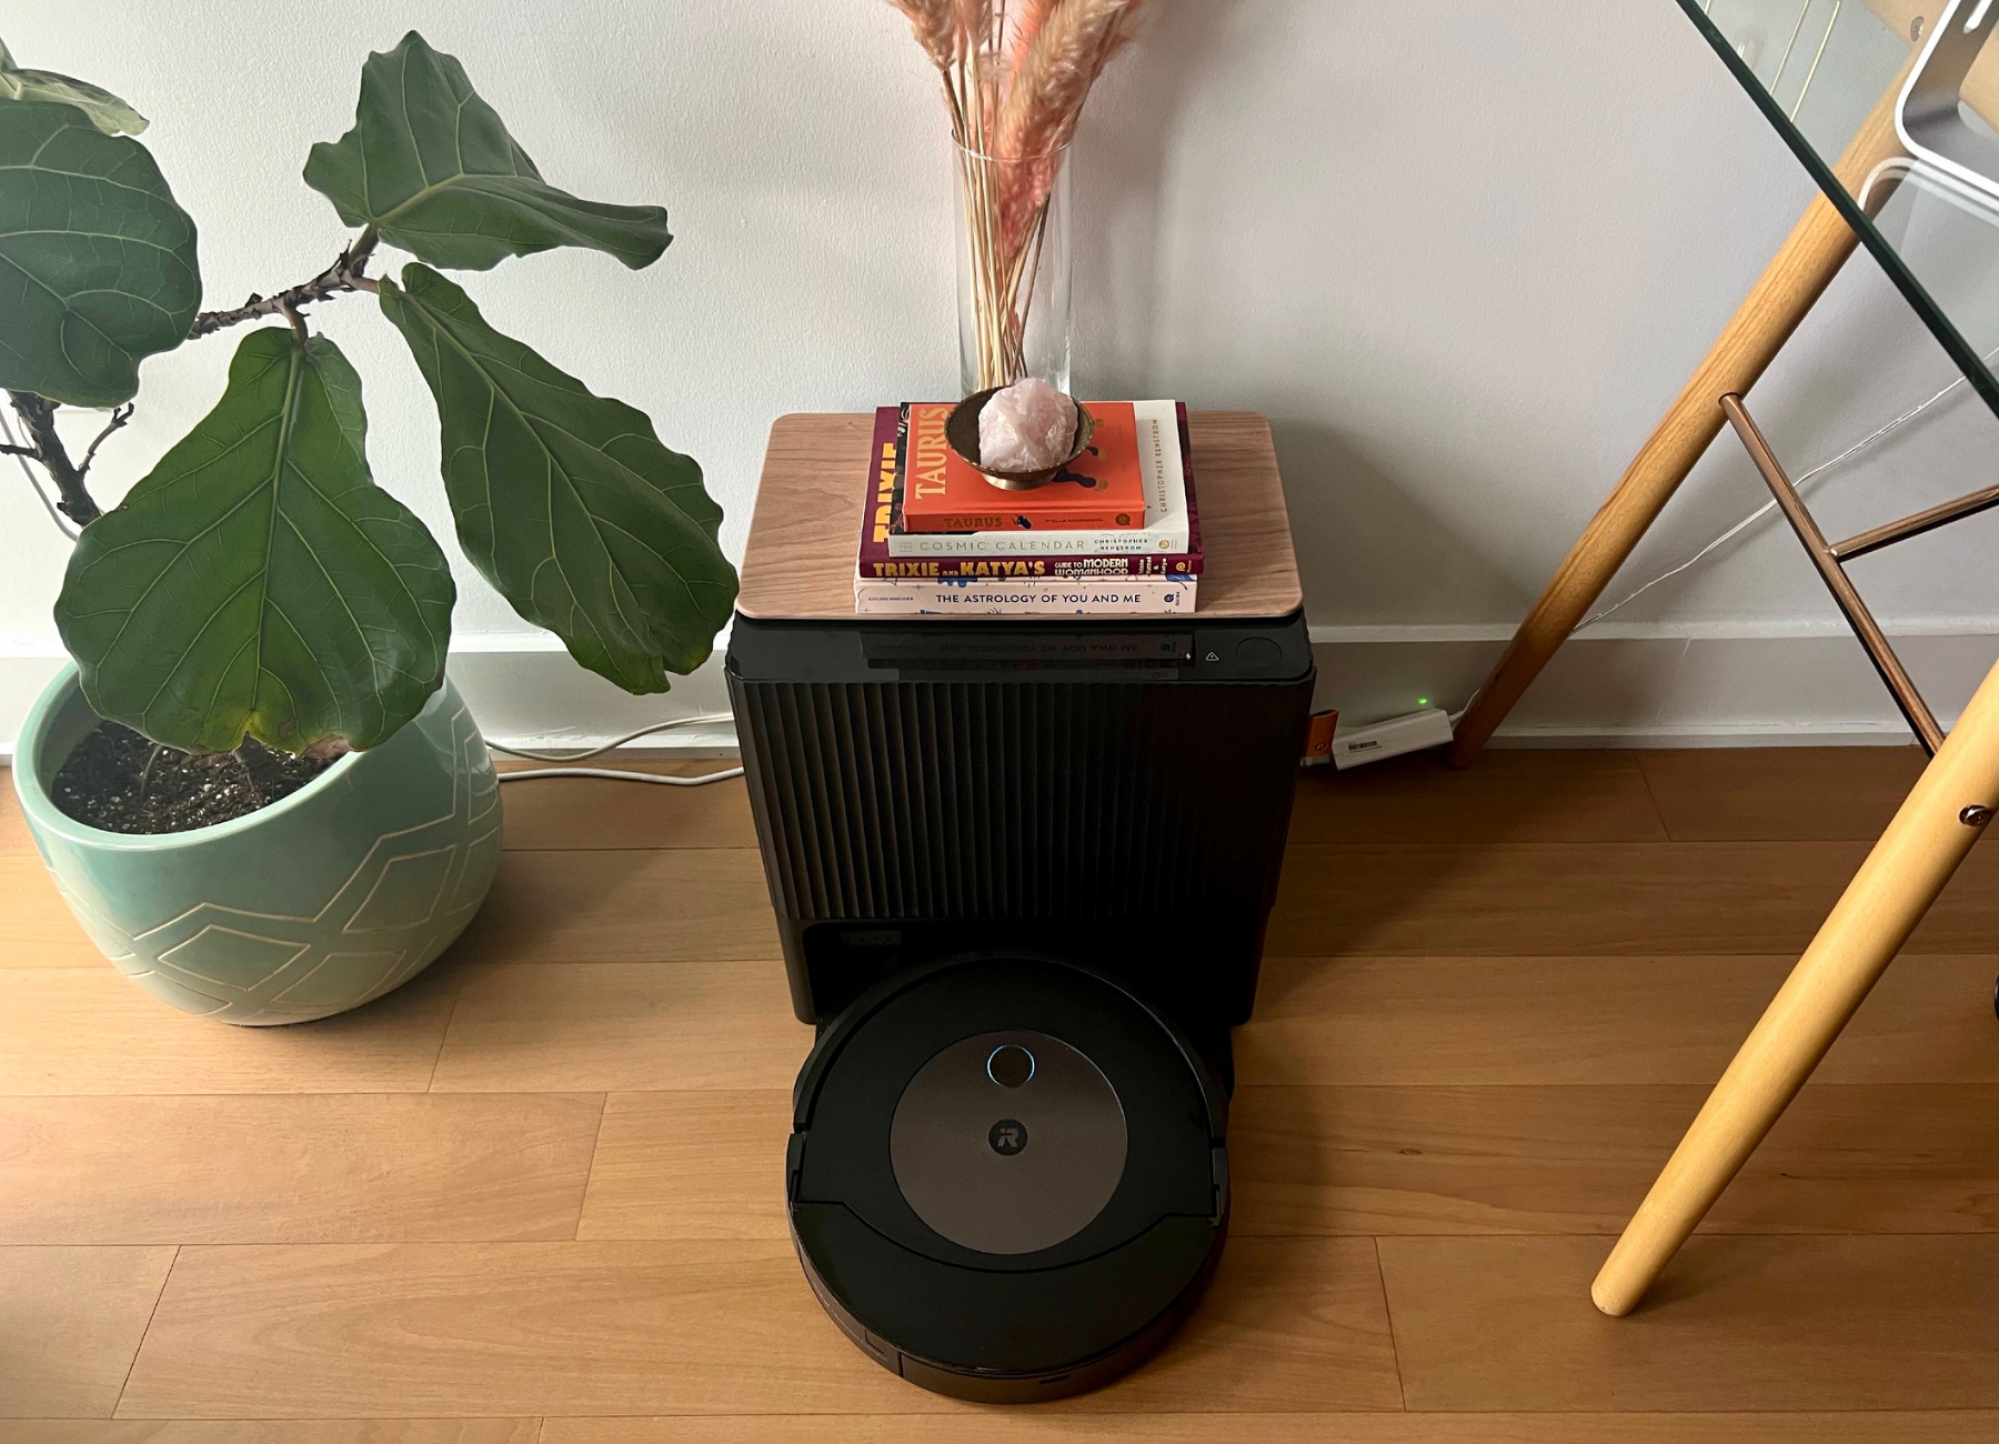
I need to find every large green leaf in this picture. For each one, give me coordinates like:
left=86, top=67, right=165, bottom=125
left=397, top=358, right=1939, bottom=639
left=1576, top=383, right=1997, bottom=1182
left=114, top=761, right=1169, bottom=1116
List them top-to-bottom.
left=304, top=31, right=670, bottom=272
left=0, top=39, right=148, bottom=134
left=0, top=100, right=198, bottom=406
left=378, top=263, right=734, bottom=693
left=55, top=328, right=455, bottom=754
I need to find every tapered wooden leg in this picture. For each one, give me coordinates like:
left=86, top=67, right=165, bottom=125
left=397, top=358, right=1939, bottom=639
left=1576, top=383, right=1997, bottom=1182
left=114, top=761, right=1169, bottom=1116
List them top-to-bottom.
left=1445, top=75, right=1909, bottom=768
left=1591, top=656, right=1999, bottom=1316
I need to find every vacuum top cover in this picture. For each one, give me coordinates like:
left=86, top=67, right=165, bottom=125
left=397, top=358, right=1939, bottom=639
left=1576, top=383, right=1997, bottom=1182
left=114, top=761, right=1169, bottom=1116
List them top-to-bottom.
left=890, top=1029, right=1128, bottom=1254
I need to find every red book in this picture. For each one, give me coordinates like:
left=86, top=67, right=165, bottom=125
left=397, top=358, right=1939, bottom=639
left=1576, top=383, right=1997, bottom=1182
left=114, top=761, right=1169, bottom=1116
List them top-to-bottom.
left=897, top=401, right=1149, bottom=532
left=855, top=407, right=1201, bottom=580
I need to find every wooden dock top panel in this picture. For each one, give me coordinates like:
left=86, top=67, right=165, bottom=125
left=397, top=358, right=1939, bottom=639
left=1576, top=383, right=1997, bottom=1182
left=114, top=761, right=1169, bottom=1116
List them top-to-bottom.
left=735, top=410, right=1304, bottom=620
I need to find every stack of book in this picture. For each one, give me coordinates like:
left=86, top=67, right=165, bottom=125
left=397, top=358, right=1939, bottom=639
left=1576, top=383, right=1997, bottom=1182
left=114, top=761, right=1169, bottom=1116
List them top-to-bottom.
left=853, top=399, right=1202, bottom=615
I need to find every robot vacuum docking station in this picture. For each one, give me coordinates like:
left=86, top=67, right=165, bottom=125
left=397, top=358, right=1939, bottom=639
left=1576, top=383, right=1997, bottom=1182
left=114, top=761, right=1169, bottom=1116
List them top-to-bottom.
left=729, top=607, right=1312, bottom=1401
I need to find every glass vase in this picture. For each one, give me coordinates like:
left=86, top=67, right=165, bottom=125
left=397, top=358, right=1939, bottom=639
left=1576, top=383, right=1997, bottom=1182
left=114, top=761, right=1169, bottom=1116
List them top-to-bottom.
left=955, top=142, right=1072, bottom=396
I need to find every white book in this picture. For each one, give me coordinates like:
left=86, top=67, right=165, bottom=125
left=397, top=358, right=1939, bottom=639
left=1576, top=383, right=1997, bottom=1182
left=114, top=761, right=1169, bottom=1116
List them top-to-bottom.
left=884, top=399, right=1191, bottom=558
left=853, top=575, right=1197, bottom=616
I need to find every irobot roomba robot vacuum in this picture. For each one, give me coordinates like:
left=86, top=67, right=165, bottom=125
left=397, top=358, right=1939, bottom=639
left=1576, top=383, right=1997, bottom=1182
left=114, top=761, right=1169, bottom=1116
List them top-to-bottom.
left=786, top=956, right=1229, bottom=1401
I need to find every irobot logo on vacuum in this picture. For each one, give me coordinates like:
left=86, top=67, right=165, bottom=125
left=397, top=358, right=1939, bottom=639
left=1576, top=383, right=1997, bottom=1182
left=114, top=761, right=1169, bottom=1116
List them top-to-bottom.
left=988, top=1118, right=1028, bottom=1154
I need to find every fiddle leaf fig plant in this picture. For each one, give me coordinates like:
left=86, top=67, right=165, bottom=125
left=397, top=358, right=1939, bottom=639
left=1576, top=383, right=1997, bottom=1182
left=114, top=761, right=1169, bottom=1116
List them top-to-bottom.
left=2, top=30, right=736, bottom=759
left=303, top=36, right=672, bottom=272
left=0, top=38, right=147, bottom=136
left=0, top=97, right=199, bottom=407
left=378, top=265, right=729, bottom=693
left=60, top=330, right=454, bottom=752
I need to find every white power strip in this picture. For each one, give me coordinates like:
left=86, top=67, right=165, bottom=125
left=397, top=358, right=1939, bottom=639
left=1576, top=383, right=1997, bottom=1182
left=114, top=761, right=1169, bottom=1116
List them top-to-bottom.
left=1329, top=708, right=1455, bottom=770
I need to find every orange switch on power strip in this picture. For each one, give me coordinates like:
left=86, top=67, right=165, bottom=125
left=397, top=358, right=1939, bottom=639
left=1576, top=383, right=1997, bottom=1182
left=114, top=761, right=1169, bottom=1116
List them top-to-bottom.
left=1302, top=709, right=1338, bottom=765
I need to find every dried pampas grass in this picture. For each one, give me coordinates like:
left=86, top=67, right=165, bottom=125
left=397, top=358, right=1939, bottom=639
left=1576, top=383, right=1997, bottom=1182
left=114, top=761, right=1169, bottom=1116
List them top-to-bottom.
left=880, top=0, right=1152, bottom=388
left=886, top=0, right=959, bottom=72
left=997, top=0, right=1149, bottom=164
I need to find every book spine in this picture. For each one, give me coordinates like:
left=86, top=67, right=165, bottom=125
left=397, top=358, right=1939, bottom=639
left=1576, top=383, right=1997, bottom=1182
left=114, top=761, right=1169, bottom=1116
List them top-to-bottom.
left=1177, top=401, right=1203, bottom=558
left=853, top=406, right=904, bottom=565
left=899, top=508, right=1143, bottom=533
left=886, top=529, right=1190, bottom=557
left=860, top=553, right=1203, bottom=579
left=853, top=577, right=1197, bottom=616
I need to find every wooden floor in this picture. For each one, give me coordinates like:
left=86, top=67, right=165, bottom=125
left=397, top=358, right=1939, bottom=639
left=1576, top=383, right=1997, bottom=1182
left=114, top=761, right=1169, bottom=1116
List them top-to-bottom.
left=6, top=746, right=1999, bottom=1441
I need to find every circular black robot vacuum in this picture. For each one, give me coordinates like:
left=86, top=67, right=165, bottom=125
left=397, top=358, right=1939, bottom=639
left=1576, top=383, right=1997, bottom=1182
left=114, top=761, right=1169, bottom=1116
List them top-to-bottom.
left=785, top=956, right=1230, bottom=1402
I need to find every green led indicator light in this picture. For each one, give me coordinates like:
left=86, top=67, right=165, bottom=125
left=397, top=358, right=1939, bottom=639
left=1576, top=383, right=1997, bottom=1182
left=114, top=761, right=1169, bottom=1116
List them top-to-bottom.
left=1417, top=697, right=1430, bottom=707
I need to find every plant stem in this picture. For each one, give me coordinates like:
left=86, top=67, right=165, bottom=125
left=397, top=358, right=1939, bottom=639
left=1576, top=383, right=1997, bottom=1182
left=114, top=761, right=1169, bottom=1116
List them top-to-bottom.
left=186, top=227, right=380, bottom=341
left=8, top=229, right=383, bottom=537
left=6, top=391, right=100, bottom=525
left=78, top=404, right=134, bottom=478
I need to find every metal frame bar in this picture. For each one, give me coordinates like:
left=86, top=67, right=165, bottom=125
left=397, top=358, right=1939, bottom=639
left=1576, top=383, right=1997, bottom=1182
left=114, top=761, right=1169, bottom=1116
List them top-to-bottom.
left=1718, top=393, right=1946, bottom=754
left=1833, top=479, right=1999, bottom=559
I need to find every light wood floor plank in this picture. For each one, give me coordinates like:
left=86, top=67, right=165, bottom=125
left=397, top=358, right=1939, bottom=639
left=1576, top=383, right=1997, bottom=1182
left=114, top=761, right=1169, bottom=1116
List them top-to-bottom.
left=1638, top=746, right=1927, bottom=841
left=1290, top=749, right=1668, bottom=843
left=496, top=762, right=758, bottom=850
left=0, top=777, right=35, bottom=853
left=1268, top=841, right=1999, bottom=956
left=451, top=851, right=779, bottom=964
left=0, top=854, right=119, bottom=968
left=1242, top=954, right=1999, bottom=1086
left=429, top=962, right=808, bottom=1093
left=0, top=967, right=458, bottom=1095
left=1231, top=1083, right=1999, bottom=1236
left=577, top=1090, right=790, bottom=1240
left=0, top=1094, right=604, bottom=1245
left=1379, top=1234, right=1999, bottom=1411
left=116, top=1238, right=1398, bottom=1418
left=0, top=1245, right=176, bottom=1418
left=541, top=1411, right=1999, bottom=1443
left=9, top=1425, right=539, bottom=1443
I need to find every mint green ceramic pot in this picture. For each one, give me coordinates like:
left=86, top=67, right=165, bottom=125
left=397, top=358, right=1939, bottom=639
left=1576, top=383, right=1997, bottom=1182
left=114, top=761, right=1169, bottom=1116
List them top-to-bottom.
left=12, top=665, right=502, bottom=1024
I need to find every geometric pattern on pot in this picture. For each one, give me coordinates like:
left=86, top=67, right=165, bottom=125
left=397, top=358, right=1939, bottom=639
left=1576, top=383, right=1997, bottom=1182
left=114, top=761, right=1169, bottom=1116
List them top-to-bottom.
left=50, top=702, right=502, bottom=1025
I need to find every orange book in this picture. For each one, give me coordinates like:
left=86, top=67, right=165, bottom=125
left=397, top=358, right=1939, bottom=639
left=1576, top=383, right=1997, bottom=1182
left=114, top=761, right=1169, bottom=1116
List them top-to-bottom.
left=897, top=401, right=1148, bottom=532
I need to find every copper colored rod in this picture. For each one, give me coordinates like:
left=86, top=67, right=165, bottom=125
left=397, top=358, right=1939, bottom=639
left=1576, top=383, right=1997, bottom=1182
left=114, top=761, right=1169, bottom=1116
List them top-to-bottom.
left=1719, top=393, right=1944, bottom=755
left=1832, top=481, right=1999, bottom=561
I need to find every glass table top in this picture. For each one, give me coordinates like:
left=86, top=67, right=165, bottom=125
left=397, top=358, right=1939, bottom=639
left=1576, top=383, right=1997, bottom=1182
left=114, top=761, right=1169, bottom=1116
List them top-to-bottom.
left=1678, top=0, right=1999, bottom=420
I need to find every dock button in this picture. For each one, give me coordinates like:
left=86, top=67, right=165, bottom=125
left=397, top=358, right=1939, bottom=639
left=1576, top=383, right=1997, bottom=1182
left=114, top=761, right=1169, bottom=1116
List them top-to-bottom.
left=1235, top=636, right=1281, bottom=668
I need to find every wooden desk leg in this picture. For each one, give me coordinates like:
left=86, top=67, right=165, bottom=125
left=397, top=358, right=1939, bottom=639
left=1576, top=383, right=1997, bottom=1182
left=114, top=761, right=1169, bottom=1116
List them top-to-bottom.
left=1445, top=76, right=1908, bottom=769
left=1591, top=656, right=1999, bottom=1317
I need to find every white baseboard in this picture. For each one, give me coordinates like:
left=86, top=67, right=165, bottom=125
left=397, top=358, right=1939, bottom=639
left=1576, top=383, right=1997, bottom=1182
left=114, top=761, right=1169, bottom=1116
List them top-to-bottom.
left=2, top=620, right=1991, bottom=761
left=1310, top=621, right=1998, bottom=748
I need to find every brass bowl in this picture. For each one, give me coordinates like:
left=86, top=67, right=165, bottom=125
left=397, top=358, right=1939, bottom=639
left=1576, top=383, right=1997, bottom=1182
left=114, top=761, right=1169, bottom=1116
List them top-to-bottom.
left=945, top=387, right=1097, bottom=491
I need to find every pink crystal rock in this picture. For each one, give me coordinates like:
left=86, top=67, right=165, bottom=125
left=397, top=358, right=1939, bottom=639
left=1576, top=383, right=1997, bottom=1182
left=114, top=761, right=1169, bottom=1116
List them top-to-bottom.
left=979, top=378, right=1078, bottom=472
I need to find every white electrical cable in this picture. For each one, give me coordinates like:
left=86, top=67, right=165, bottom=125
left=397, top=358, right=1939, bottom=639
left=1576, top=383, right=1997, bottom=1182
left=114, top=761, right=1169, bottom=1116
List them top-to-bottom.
left=1579, top=351, right=1999, bottom=631
left=491, top=713, right=743, bottom=786
left=487, top=714, right=736, bottom=761
left=499, top=764, right=746, bottom=786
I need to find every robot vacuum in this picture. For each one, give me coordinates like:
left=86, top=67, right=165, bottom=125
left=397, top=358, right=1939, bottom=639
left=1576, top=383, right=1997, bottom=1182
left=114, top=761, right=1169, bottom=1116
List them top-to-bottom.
left=730, top=608, right=1311, bottom=1397
left=785, top=954, right=1230, bottom=1402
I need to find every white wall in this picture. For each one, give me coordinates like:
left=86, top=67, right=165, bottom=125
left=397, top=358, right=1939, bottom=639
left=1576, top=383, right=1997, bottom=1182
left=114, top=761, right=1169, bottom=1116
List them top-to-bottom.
left=5, top=1, right=1997, bottom=750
